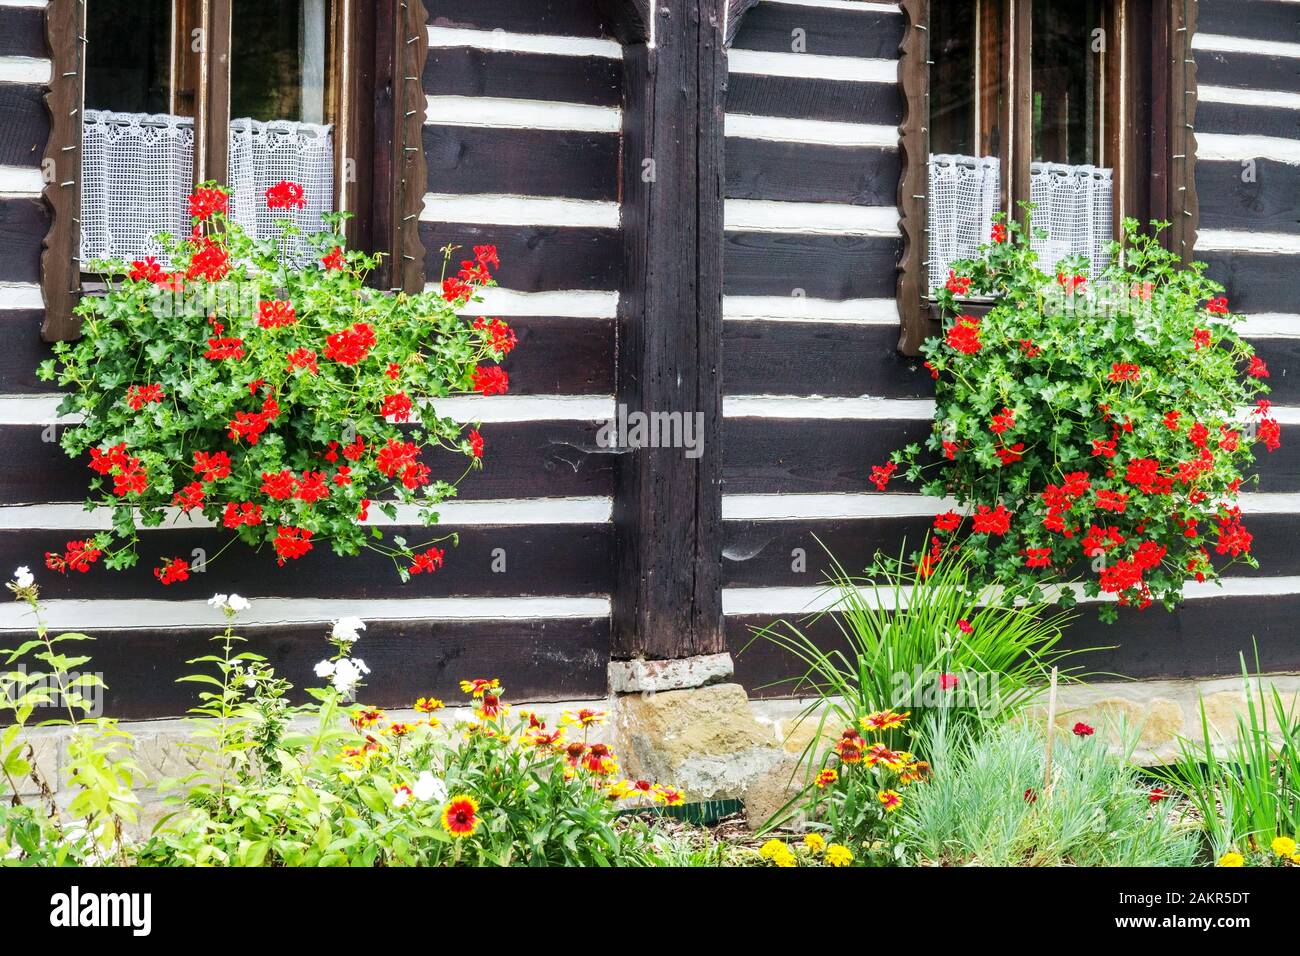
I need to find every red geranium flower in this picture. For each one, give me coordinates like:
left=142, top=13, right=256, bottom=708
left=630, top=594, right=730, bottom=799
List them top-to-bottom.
left=265, top=180, right=306, bottom=210
left=188, top=186, right=228, bottom=220
left=991, top=223, right=1007, bottom=243
left=321, top=247, right=346, bottom=271
left=129, top=257, right=165, bottom=282
left=945, top=271, right=972, bottom=295
left=1206, top=296, right=1229, bottom=316
left=257, top=300, right=297, bottom=329
left=945, top=315, right=982, bottom=354
left=473, top=317, right=517, bottom=355
left=324, top=323, right=376, bottom=366
left=1192, top=328, right=1212, bottom=350
left=205, top=336, right=245, bottom=361
left=286, top=348, right=319, bottom=375
left=1247, top=356, right=1270, bottom=379
left=471, top=365, right=509, bottom=396
left=126, top=383, right=164, bottom=411
left=381, top=392, right=414, bottom=423
left=467, top=428, right=484, bottom=459
left=193, top=450, right=231, bottom=482
left=172, top=481, right=205, bottom=512
left=222, top=502, right=263, bottom=528
left=971, top=504, right=1013, bottom=536
left=933, top=510, right=961, bottom=533
left=273, top=526, right=314, bottom=565
left=410, top=547, right=445, bottom=575
left=1022, top=547, right=1052, bottom=568
left=154, top=557, right=190, bottom=585
left=957, top=619, right=974, bottom=634
left=1072, top=722, right=1095, bottom=737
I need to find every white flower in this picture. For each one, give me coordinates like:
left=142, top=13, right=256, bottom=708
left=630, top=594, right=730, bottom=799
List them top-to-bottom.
left=12, top=566, right=33, bottom=589
left=207, top=593, right=228, bottom=608
left=227, top=594, right=250, bottom=612
left=331, top=616, right=367, bottom=643
left=330, top=658, right=369, bottom=698
left=314, top=660, right=336, bottom=678
left=413, top=771, right=447, bottom=804
left=392, top=787, right=411, bottom=809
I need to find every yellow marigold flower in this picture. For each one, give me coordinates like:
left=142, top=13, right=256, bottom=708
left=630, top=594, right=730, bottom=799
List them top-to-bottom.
left=459, top=678, right=500, bottom=699
left=414, top=696, right=444, bottom=713
left=561, top=708, right=608, bottom=729
left=860, top=709, right=910, bottom=733
left=426, top=716, right=441, bottom=729
left=815, top=768, right=838, bottom=789
left=878, top=789, right=903, bottom=813
left=440, top=795, right=479, bottom=838
left=803, top=833, right=826, bottom=854
left=1272, top=836, right=1297, bottom=858
left=759, top=839, right=786, bottom=861
left=824, top=844, right=854, bottom=867
left=772, top=846, right=797, bottom=867
left=1217, top=852, right=1245, bottom=868
left=1292, top=853, right=1300, bottom=865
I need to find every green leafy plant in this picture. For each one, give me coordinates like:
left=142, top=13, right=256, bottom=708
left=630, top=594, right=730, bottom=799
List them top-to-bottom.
left=38, top=181, right=514, bottom=583
left=873, top=213, right=1276, bottom=621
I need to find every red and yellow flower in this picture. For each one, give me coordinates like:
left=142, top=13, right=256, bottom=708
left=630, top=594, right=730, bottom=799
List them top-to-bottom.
left=440, top=795, right=479, bottom=838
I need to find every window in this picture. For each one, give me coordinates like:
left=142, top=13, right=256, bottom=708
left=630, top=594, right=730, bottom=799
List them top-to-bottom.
left=40, top=0, right=431, bottom=340
left=896, top=0, right=1199, bottom=353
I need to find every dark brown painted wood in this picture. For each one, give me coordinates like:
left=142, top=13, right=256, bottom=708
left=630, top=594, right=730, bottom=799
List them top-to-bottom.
left=39, top=0, right=83, bottom=342
left=194, top=0, right=231, bottom=187
left=393, top=0, right=430, bottom=293
left=427, top=0, right=613, bottom=38
left=594, top=0, right=650, bottom=44
left=611, top=0, right=726, bottom=661
left=726, top=0, right=762, bottom=46
left=729, top=0, right=903, bottom=58
left=895, top=0, right=928, bottom=355
left=1167, top=0, right=1199, bottom=262
left=1199, top=0, right=1300, bottom=42
left=0, top=5, right=45, bottom=58
left=424, top=46, right=622, bottom=107
left=1195, top=50, right=1300, bottom=94
left=726, top=73, right=902, bottom=125
left=0, top=84, right=48, bottom=169
left=1197, top=100, right=1300, bottom=140
left=423, top=126, right=620, bottom=200
left=726, top=140, right=899, bottom=206
left=1197, top=159, right=1300, bottom=235
left=0, top=196, right=47, bottom=284
left=421, top=222, right=622, bottom=291
left=723, top=232, right=902, bottom=300
left=1203, top=251, right=1300, bottom=314
left=0, top=312, right=52, bottom=395
left=494, top=316, right=616, bottom=395
left=0, top=419, right=618, bottom=504
left=2, top=524, right=614, bottom=601
left=13, top=617, right=611, bottom=720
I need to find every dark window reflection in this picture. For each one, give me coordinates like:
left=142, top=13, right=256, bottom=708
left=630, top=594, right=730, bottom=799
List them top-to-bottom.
left=85, top=0, right=172, bottom=113
left=230, top=0, right=333, bottom=124
left=1032, top=0, right=1104, bottom=165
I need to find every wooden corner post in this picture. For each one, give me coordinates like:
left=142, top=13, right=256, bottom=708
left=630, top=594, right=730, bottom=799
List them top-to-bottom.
left=609, top=0, right=727, bottom=670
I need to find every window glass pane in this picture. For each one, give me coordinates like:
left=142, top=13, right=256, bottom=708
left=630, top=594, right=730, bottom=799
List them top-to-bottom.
left=84, top=0, right=173, bottom=114
left=230, top=0, right=333, bottom=124
left=1031, top=0, right=1103, bottom=166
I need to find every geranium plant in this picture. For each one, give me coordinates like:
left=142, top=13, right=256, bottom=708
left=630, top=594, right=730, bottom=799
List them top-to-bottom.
left=38, top=182, right=514, bottom=582
left=873, top=214, right=1276, bottom=621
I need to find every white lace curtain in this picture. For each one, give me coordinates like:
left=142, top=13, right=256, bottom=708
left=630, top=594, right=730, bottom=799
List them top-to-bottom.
left=80, top=112, right=333, bottom=265
left=927, top=153, right=1000, bottom=294
left=1029, top=161, right=1113, bottom=277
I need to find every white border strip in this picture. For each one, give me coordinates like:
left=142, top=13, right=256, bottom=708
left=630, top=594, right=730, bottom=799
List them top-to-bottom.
left=0, top=0, right=48, bottom=8
left=763, top=0, right=898, bottom=10
left=426, top=25, right=623, bottom=59
left=1193, top=33, right=1300, bottom=60
left=727, top=48, right=896, bottom=84
left=0, top=56, right=49, bottom=85
left=1199, top=84, right=1300, bottom=111
left=425, top=95, right=621, bottom=133
left=726, top=112, right=897, bottom=147
left=1197, top=132, right=1300, bottom=165
left=0, top=165, right=42, bottom=196
left=422, top=192, right=620, bottom=229
left=725, top=199, right=899, bottom=236
left=1199, top=229, right=1300, bottom=256
left=0, top=282, right=41, bottom=311
left=449, top=287, right=619, bottom=319
left=724, top=295, right=898, bottom=324
left=1240, top=314, right=1300, bottom=338
left=724, top=395, right=934, bottom=419
left=0, top=497, right=613, bottom=530
left=722, top=576, right=1300, bottom=617
left=0, top=595, right=613, bottom=631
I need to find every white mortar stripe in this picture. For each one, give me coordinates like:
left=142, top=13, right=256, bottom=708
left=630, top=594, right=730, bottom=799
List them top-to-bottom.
left=0, top=0, right=48, bottom=7
left=764, top=0, right=899, bottom=10
left=426, top=25, right=623, bottom=59
left=1193, top=33, right=1300, bottom=59
left=727, top=48, right=896, bottom=84
left=0, top=56, right=49, bottom=84
left=1199, top=84, right=1300, bottom=111
left=424, top=95, right=621, bottom=133
left=726, top=113, right=897, bottom=147
left=1197, top=132, right=1300, bottom=165
left=0, top=165, right=42, bottom=196
left=422, top=192, right=620, bottom=229
left=725, top=199, right=899, bottom=236
left=1198, top=229, right=1300, bottom=256
left=0, top=282, right=41, bottom=310
left=447, top=287, right=619, bottom=319
left=724, top=295, right=898, bottom=324
left=1240, top=314, right=1300, bottom=337
left=0, top=393, right=616, bottom=425
left=724, top=395, right=935, bottom=419
left=722, top=492, right=1300, bottom=522
left=0, top=497, right=613, bottom=530
left=722, top=576, right=1300, bottom=616
left=0, top=596, right=613, bottom=631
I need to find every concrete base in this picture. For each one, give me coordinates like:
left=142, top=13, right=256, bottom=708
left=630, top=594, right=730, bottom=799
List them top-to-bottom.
left=607, top=653, right=735, bottom=694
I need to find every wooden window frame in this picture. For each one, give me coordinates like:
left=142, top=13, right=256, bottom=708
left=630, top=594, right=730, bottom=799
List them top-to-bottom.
left=40, top=0, right=428, bottom=341
left=896, top=0, right=1199, bottom=355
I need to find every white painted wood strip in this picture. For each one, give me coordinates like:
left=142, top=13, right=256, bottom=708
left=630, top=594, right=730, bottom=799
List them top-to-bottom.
left=0, top=0, right=47, bottom=7
left=763, top=0, right=899, bottom=11
left=426, top=26, right=622, bottom=59
left=1193, top=33, right=1300, bottom=60
left=727, top=48, right=896, bottom=84
left=0, top=56, right=49, bottom=84
left=1199, top=84, right=1300, bottom=111
left=424, top=95, right=621, bottom=133
left=726, top=112, right=897, bottom=147
left=1197, top=133, right=1300, bottom=166
left=0, top=165, right=42, bottom=196
left=421, top=192, right=620, bottom=229
left=725, top=199, right=899, bottom=236
left=1198, top=229, right=1300, bottom=256
left=0, top=282, right=41, bottom=310
left=449, top=287, right=619, bottom=319
left=723, top=295, right=898, bottom=324
left=1240, top=314, right=1300, bottom=338
left=0, top=393, right=616, bottom=426
left=724, top=395, right=935, bottom=419
left=722, top=492, right=1300, bottom=522
left=0, top=497, right=613, bottom=531
left=722, top=576, right=1300, bottom=617
left=0, top=595, right=613, bottom=632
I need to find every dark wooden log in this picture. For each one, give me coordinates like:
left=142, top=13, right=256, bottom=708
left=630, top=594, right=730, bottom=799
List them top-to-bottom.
left=729, top=0, right=902, bottom=57
left=424, top=46, right=622, bottom=107
left=422, top=125, right=620, bottom=200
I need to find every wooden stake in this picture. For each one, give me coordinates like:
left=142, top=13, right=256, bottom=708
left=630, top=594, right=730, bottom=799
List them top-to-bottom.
left=1043, top=666, right=1059, bottom=797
